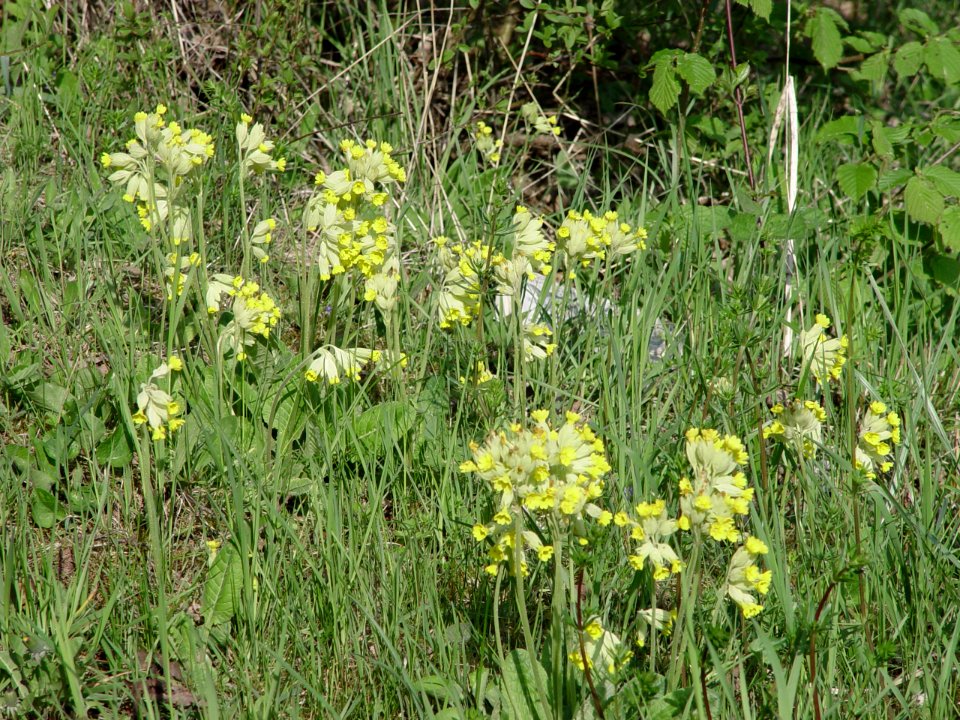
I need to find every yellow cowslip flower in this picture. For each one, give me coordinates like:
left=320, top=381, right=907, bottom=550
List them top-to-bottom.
left=556, top=208, right=646, bottom=277
left=800, top=313, right=847, bottom=383
left=304, top=346, right=381, bottom=385
left=133, top=361, right=185, bottom=441
left=762, top=398, right=825, bottom=458
left=856, top=400, right=901, bottom=478
left=461, top=409, right=612, bottom=575
left=680, top=428, right=754, bottom=544
left=620, top=499, right=682, bottom=581
left=723, top=542, right=772, bottom=618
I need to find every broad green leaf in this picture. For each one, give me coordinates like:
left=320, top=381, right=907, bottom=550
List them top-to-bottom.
left=734, top=0, right=771, bottom=20
left=806, top=8, right=846, bottom=70
left=898, top=8, right=939, bottom=36
left=845, top=31, right=886, bottom=53
left=924, top=37, right=960, bottom=85
left=893, top=41, right=924, bottom=77
left=855, top=51, right=888, bottom=83
left=677, top=53, right=715, bottom=95
left=650, top=58, right=680, bottom=114
left=931, top=115, right=960, bottom=143
left=815, top=116, right=859, bottom=144
left=870, top=122, right=894, bottom=159
left=837, top=162, right=877, bottom=201
left=923, top=166, right=960, bottom=197
left=877, top=168, right=913, bottom=192
left=904, top=176, right=945, bottom=224
left=939, top=207, right=960, bottom=252
left=24, top=382, right=72, bottom=416
left=349, top=400, right=415, bottom=458
left=95, top=426, right=134, bottom=468
left=32, top=488, right=65, bottom=529
left=202, top=544, right=243, bottom=626
left=499, top=649, right=550, bottom=720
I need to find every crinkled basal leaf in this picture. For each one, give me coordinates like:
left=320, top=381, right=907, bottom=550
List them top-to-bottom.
left=202, top=544, right=243, bottom=626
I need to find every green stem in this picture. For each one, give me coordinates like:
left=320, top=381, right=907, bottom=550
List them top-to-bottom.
left=512, top=515, right=551, bottom=718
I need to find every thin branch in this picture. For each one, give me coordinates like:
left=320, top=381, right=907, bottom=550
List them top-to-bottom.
left=723, top=0, right=756, bottom=191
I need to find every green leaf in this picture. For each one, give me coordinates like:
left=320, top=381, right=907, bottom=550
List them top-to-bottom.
left=734, top=0, right=771, bottom=20
left=806, top=8, right=846, bottom=70
left=898, top=8, right=939, bottom=36
left=924, top=37, right=960, bottom=85
left=893, top=41, right=924, bottom=77
left=855, top=51, right=888, bottom=83
left=677, top=53, right=716, bottom=95
left=650, top=58, right=680, bottom=115
left=816, top=116, right=860, bottom=144
left=869, top=122, right=894, bottom=159
left=836, top=162, right=877, bottom=201
left=923, top=166, right=960, bottom=197
left=877, top=168, right=913, bottom=192
left=905, top=176, right=945, bottom=224
left=939, top=207, right=960, bottom=252
left=24, top=382, right=72, bottom=416
left=348, top=400, right=415, bottom=458
left=95, top=427, right=134, bottom=468
left=32, top=488, right=66, bottom=529
left=202, top=544, right=243, bottom=626
left=499, top=649, right=550, bottom=720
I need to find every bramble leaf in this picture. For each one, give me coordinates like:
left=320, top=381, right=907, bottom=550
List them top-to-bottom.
left=837, top=162, right=877, bottom=201
left=905, top=176, right=945, bottom=224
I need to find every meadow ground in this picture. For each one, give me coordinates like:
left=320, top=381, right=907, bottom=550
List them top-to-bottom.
left=1, top=1, right=960, bottom=718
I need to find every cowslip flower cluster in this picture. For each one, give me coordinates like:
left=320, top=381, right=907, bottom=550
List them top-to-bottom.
left=521, top=102, right=562, bottom=136
left=101, top=104, right=215, bottom=302
left=236, top=114, right=286, bottom=175
left=473, top=121, right=502, bottom=165
left=303, top=140, right=404, bottom=309
left=493, top=206, right=555, bottom=298
left=556, top=209, right=647, bottom=278
left=250, top=218, right=276, bottom=264
left=434, top=236, right=502, bottom=329
left=163, top=250, right=201, bottom=300
left=206, top=274, right=281, bottom=360
left=801, top=313, right=848, bottom=383
left=522, top=322, right=557, bottom=361
left=304, top=346, right=381, bottom=384
left=132, top=358, right=185, bottom=441
left=762, top=399, right=826, bottom=458
left=856, top=400, right=901, bottom=478
left=462, top=410, right=613, bottom=576
left=678, top=429, right=753, bottom=543
left=615, top=499, right=682, bottom=581
left=722, top=536, right=772, bottom=618
left=635, top=607, right=675, bottom=648
left=567, top=618, right=632, bottom=677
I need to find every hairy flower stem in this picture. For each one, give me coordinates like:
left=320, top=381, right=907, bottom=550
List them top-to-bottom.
left=723, top=0, right=756, bottom=191
left=237, top=146, right=252, bottom=278
left=512, top=515, right=551, bottom=716
left=669, top=531, right=703, bottom=688
left=576, top=568, right=605, bottom=719
left=810, top=580, right=837, bottom=720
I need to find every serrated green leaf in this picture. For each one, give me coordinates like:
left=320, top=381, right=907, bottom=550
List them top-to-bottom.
left=734, top=0, right=771, bottom=20
left=806, top=8, right=845, bottom=70
left=898, top=8, right=939, bottom=35
left=924, top=37, right=960, bottom=85
left=893, top=41, right=924, bottom=77
left=856, top=51, right=888, bottom=83
left=677, top=53, right=715, bottom=95
left=650, top=58, right=680, bottom=114
left=816, top=116, right=860, bottom=144
left=931, top=116, right=960, bottom=143
left=870, top=121, right=893, bottom=159
left=837, top=162, right=877, bottom=201
left=923, top=166, right=960, bottom=197
left=877, top=168, right=913, bottom=192
left=905, top=176, right=945, bottom=224
left=939, top=207, right=960, bottom=252
left=202, top=545, right=243, bottom=626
